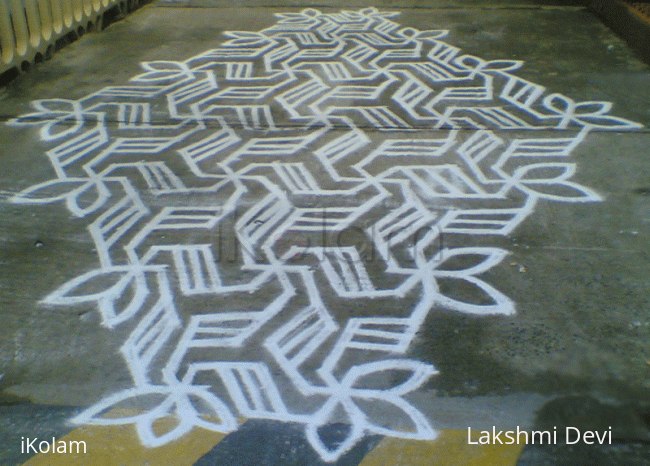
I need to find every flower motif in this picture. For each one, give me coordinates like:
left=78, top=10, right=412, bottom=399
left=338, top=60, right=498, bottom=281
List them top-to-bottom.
left=131, top=61, right=195, bottom=83
left=544, top=93, right=643, bottom=130
left=9, top=99, right=86, bottom=141
left=511, top=162, right=602, bottom=203
left=11, top=177, right=111, bottom=216
left=430, top=248, right=514, bottom=316
left=43, top=265, right=152, bottom=327
left=307, top=359, right=438, bottom=461
left=73, top=383, right=237, bottom=447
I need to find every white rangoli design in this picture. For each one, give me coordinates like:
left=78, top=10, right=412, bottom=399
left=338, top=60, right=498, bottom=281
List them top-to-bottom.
left=8, top=8, right=641, bottom=461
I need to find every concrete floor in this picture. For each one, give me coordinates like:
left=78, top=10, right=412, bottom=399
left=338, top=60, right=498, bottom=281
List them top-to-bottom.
left=1, top=1, right=650, bottom=465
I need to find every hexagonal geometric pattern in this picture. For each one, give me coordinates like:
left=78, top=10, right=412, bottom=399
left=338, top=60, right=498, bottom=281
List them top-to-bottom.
left=8, top=8, right=641, bottom=461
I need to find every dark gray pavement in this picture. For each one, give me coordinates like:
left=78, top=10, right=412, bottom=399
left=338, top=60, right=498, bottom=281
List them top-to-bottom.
left=1, top=2, right=650, bottom=465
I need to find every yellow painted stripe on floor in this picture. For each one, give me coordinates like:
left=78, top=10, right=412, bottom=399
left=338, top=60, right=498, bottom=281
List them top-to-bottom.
left=21, top=418, right=227, bottom=466
left=22, top=423, right=525, bottom=466
left=359, top=430, right=525, bottom=466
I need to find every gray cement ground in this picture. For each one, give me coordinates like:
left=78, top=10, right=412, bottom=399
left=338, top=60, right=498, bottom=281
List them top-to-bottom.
left=1, top=1, right=650, bottom=464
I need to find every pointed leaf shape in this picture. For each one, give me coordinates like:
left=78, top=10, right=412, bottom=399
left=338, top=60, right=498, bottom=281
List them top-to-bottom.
left=360, top=7, right=379, bottom=15
left=341, top=10, right=364, bottom=19
left=369, top=10, right=400, bottom=18
left=274, top=12, right=312, bottom=22
left=400, top=27, right=419, bottom=38
left=417, top=29, right=449, bottom=40
left=223, top=31, right=271, bottom=46
left=454, top=55, right=522, bottom=74
left=482, top=59, right=524, bottom=73
left=133, top=61, right=192, bottom=83
left=543, top=95, right=643, bottom=130
left=8, top=99, right=83, bottom=140
left=33, top=99, right=80, bottom=114
left=31, top=100, right=85, bottom=140
left=572, top=101, right=642, bottom=130
left=574, top=101, right=611, bottom=115
left=574, top=113, right=643, bottom=130
left=41, top=116, right=85, bottom=141
left=514, top=162, right=575, bottom=181
left=513, top=163, right=601, bottom=203
left=11, top=178, right=91, bottom=204
left=64, top=178, right=111, bottom=217
left=517, top=179, right=602, bottom=202
left=431, top=247, right=509, bottom=276
left=428, top=248, right=514, bottom=315
left=44, top=265, right=150, bottom=326
left=44, top=266, right=136, bottom=305
left=97, top=269, right=150, bottom=327
left=434, top=275, right=515, bottom=315
left=342, top=359, right=438, bottom=396
left=338, top=360, right=438, bottom=440
left=74, top=384, right=237, bottom=448
left=73, top=386, right=169, bottom=426
left=76, top=386, right=193, bottom=448
left=183, top=388, right=238, bottom=433
left=351, top=395, right=438, bottom=440
left=134, top=397, right=194, bottom=448
left=305, top=398, right=366, bottom=463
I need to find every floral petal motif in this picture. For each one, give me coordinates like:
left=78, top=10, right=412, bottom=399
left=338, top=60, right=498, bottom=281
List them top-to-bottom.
left=361, top=7, right=399, bottom=17
left=341, top=10, right=365, bottom=19
left=274, top=12, right=314, bottom=22
left=399, top=26, right=449, bottom=41
left=416, top=30, right=449, bottom=41
left=222, top=31, right=272, bottom=47
left=455, top=55, right=523, bottom=75
left=132, top=61, right=194, bottom=83
left=543, top=93, right=643, bottom=130
left=8, top=99, right=86, bottom=140
left=9, top=99, right=79, bottom=122
left=17, top=99, right=80, bottom=120
left=512, top=163, right=602, bottom=203
left=11, top=177, right=111, bottom=217
left=10, top=178, right=92, bottom=204
left=64, top=179, right=111, bottom=217
left=432, top=247, right=509, bottom=275
left=431, top=248, right=514, bottom=315
left=43, top=266, right=150, bottom=327
left=434, top=276, right=515, bottom=315
left=341, top=359, right=438, bottom=395
left=313, top=360, right=438, bottom=441
left=73, top=384, right=237, bottom=447
left=73, top=386, right=168, bottom=426
left=182, top=388, right=239, bottom=433
left=351, top=395, right=438, bottom=440
left=304, top=398, right=366, bottom=463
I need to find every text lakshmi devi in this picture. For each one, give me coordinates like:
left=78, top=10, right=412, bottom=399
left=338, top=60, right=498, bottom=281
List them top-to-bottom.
left=467, top=426, right=612, bottom=445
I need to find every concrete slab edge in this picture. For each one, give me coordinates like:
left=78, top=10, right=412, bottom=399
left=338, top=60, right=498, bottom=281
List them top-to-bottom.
left=589, top=0, right=650, bottom=66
